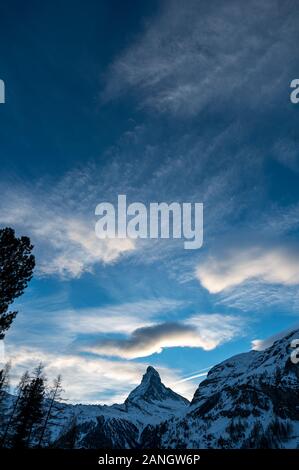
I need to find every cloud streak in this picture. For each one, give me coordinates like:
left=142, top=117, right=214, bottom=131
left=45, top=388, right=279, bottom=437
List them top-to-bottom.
left=103, top=0, right=297, bottom=116
left=85, top=314, right=243, bottom=359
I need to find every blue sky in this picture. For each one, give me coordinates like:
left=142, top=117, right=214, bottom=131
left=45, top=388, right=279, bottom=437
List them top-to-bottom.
left=0, top=0, right=299, bottom=403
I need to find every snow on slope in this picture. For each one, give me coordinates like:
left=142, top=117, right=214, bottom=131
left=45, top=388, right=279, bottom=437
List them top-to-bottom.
left=6, top=329, right=298, bottom=448
left=141, top=329, right=299, bottom=449
left=53, top=366, right=189, bottom=448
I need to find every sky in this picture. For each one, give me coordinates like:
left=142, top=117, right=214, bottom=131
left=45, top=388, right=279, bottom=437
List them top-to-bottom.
left=0, top=0, right=299, bottom=404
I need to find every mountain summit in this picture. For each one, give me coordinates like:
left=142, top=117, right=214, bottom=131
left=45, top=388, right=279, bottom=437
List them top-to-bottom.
left=126, top=366, right=189, bottom=405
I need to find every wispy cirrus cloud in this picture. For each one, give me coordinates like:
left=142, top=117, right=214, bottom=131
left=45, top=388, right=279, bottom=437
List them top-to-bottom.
left=102, top=0, right=297, bottom=116
left=0, top=122, right=261, bottom=280
left=0, top=172, right=135, bottom=278
left=217, top=281, right=299, bottom=313
left=84, top=314, right=243, bottom=359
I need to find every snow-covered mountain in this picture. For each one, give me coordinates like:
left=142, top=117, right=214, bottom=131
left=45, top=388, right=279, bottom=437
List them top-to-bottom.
left=42, top=328, right=299, bottom=448
left=141, top=329, right=299, bottom=449
left=54, top=365, right=189, bottom=448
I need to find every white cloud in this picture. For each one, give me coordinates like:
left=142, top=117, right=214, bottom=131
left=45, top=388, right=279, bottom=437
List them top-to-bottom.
left=196, top=245, right=299, bottom=294
left=85, top=314, right=243, bottom=359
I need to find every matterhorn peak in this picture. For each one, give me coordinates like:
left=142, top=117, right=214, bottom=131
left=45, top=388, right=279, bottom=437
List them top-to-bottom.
left=146, top=365, right=159, bottom=374
left=125, top=366, right=189, bottom=406
left=143, top=366, right=161, bottom=382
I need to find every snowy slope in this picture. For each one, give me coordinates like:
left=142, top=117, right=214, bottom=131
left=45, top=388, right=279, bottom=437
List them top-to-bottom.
left=141, top=329, right=299, bottom=449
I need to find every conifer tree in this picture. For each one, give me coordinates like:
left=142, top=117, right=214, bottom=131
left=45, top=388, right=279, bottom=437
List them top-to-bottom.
left=0, top=227, right=35, bottom=339
left=0, top=362, right=11, bottom=438
left=13, top=364, right=46, bottom=448
left=1, top=370, right=30, bottom=447
left=38, top=375, right=64, bottom=447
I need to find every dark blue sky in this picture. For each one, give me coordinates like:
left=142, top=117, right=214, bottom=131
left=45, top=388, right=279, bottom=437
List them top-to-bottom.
left=0, top=0, right=159, bottom=177
left=1, top=0, right=299, bottom=403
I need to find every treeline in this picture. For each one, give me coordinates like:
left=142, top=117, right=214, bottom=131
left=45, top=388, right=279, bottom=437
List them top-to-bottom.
left=0, top=362, right=64, bottom=448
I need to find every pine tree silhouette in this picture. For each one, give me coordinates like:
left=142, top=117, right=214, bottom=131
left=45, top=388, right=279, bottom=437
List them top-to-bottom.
left=0, top=227, right=35, bottom=339
left=0, top=362, right=11, bottom=439
left=13, top=364, right=46, bottom=448
left=1, top=370, right=30, bottom=447
left=38, top=375, right=64, bottom=447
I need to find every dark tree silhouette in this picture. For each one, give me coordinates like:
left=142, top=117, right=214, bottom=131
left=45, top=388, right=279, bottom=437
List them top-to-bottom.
left=0, top=227, right=35, bottom=339
left=0, top=362, right=11, bottom=438
left=0, top=362, right=10, bottom=404
left=13, top=364, right=46, bottom=448
left=1, top=370, right=30, bottom=447
left=38, top=375, right=64, bottom=447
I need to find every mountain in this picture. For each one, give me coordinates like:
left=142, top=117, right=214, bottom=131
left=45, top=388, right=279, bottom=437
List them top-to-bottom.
left=4, top=329, right=299, bottom=448
left=140, top=329, right=299, bottom=449
left=53, top=365, right=189, bottom=448
left=125, top=366, right=189, bottom=407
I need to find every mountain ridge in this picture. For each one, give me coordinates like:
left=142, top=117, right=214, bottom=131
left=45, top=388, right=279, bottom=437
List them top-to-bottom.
left=141, top=328, right=299, bottom=448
